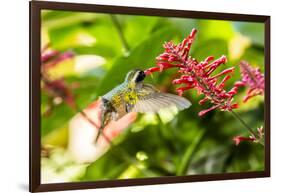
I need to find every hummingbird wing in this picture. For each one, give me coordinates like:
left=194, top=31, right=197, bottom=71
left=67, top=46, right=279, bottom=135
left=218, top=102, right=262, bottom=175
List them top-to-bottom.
left=132, top=84, right=191, bottom=113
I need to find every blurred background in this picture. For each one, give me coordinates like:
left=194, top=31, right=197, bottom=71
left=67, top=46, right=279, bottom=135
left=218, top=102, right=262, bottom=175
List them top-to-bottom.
left=40, top=10, right=265, bottom=183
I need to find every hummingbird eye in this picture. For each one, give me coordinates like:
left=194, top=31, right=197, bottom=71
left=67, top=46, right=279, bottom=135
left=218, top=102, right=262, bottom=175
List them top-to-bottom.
left=135, top=71, right=146, bottom=83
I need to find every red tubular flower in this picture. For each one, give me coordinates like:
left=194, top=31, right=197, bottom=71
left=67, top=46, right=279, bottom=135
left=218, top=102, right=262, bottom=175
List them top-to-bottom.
left=145, top=28, right=239, bottom=116
left=41, top=44, right=76, bottom=110
left=41, top=48, right=74, bottom=70
left=235, top=61, right=264, bottom=102
left=232, top=126, right=264, bottom=145
left=232, top=135, right=255, bottom=146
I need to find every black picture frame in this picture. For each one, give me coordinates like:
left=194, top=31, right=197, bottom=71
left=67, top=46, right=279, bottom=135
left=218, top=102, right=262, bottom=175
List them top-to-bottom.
left=30, top=1, right=270, bottom=192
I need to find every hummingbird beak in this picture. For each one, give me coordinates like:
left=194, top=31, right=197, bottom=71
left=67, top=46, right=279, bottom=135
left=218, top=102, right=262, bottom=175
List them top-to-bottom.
left=135, top=70, right=146, bottom=83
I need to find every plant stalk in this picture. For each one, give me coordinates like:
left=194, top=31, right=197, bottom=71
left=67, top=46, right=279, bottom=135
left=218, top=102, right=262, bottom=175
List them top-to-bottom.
left=110, top=14, right=130, bottom=54
left=230, top=110, right=264, bottom=146
left=176, top=129, right=205, bottom=175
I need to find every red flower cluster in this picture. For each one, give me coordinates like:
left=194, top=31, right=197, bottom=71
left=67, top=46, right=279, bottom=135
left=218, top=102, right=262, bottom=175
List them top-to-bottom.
left=145, top=29, right=239, bottom=116
left=41, top=44, right=76, bottom=111
left=41, top=44, right=74, bottom=71
left=235, top=61, right=265, bottom=102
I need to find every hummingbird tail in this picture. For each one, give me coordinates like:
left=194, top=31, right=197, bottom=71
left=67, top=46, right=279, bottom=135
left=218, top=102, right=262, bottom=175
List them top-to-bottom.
left=94, top=98, right=113, bottom=144
left=94, top=118, right=105, bottom=144
left=94, top=128, right=102, bottom=144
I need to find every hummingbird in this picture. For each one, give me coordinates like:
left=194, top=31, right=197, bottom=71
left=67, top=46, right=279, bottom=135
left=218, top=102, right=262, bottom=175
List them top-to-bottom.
left=94, top=69, right=191, bottom=143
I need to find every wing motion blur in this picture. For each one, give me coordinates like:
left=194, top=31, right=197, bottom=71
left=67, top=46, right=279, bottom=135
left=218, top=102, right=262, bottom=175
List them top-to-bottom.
left=133, top=84, right=191, bottom=113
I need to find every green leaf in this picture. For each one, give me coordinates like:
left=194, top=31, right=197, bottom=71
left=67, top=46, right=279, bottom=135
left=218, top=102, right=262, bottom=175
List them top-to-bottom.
left=42, top=10, right=98, bottom=30
left=118, top=14, right=161, bottom=48
left=167, top=17, right=197, bottom=39
left=196, top=20, right=235, bottom=42
left=233, top=22, right=265, bottom=47
left=48, top=25, right=96, bottom=50
left=95, top=27, right=179, bottom=97
left=191, top=39, right=229, bottom=62
left=41, top=103, right=74, bottom=137
left=176, top=129, right=205, bottom=175
left=188, top=146, right=231, bottom=174
left=83, top=151, right=128, bottom=180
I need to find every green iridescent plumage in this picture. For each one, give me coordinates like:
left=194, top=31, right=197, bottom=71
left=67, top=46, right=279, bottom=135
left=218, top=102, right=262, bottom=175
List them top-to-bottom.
left=94, top=69, right=191, bottom=143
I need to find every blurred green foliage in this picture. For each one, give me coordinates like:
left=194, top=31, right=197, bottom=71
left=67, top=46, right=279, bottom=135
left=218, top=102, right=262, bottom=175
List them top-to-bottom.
left=40, top=10, right=265, bottom=182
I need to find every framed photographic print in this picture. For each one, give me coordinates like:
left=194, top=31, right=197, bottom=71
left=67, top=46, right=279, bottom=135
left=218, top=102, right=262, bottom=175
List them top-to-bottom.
left=30, top=0, right=270, bottom=192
